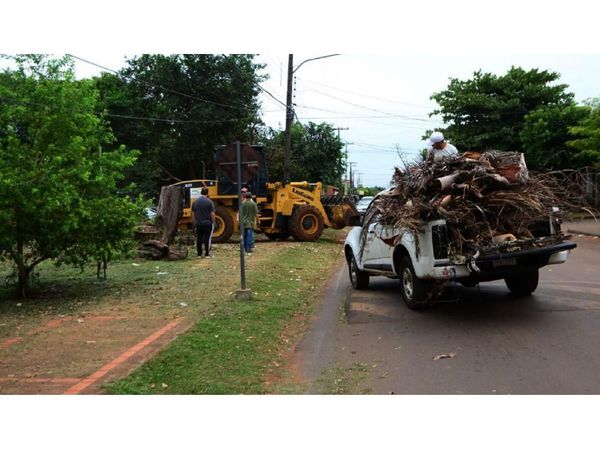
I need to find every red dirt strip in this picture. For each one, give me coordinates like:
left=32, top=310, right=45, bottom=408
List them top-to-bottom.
left=63, top=317, right=184, bottom=395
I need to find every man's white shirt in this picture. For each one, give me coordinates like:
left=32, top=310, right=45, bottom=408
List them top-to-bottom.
left=427, top=143, right=458, bottom=161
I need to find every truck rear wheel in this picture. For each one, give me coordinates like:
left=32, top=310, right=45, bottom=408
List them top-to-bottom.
left=288, top=205, right=324, bottom=241
left=212, top=206, right=234, bottom=243
left=348, top=254, right=369, bottom=289
left=398, top=255, right=431, bottom=310
left=505, top=269, right=539, bottom=296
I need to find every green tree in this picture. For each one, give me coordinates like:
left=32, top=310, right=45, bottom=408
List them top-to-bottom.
left=95, top=54, right=266, bottom=200
left=0, top=55, right=144, bottom=298
left=430, top=67, right=576, bottom=157
left=568, top=99, right=600, bottom=168
left=520, top=104, right=589, bottom=169
left=261, top=122, right=345, bottom=186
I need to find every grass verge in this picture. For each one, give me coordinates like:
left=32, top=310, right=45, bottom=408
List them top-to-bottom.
left=106, top=229, right=346, bottom=394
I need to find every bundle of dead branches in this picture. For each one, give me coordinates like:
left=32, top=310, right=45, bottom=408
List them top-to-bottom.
left=361, top=151, right=588, bottom=259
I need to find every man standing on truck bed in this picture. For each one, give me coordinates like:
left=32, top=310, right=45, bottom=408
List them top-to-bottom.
left=426, top=131, right=458, bottom=161
left=192, top=187, right=216, bottom=257
left=240, top=191, right=258, bottom=254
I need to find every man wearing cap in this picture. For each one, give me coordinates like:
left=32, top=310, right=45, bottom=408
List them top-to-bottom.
left=426, top=131, right=458, bottom=161
left=239, top=191, right=258, bottom=254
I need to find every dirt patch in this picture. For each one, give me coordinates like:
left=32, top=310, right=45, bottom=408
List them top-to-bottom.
left=0, top=312, right=191, bottom=394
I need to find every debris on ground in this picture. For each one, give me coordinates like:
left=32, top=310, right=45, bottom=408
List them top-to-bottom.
left=138, top=239, right=188, bottom=261
left=433, top=352, right=457, bottom=361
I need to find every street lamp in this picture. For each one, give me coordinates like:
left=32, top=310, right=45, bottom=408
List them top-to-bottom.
left=283, top=54, right=340, bottom=184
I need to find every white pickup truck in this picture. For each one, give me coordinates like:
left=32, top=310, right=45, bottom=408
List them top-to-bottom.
left=344, top=196, right=576, bottom=310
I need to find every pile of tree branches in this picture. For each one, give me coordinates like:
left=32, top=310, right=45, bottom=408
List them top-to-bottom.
left=361, top=151, right=590, bottom=260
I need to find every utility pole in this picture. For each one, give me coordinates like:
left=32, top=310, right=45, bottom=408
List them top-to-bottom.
left=283, top=53, right=340, bottom=186
left=283, top=54, right=294, bottom=185
left=334, top=127, right=349, bottom=139
left=345, top=142, right=354, bottom=194
left=348, top=161, right=357, bottom=196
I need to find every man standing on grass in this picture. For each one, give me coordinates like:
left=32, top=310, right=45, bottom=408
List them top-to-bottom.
left=192, top=187, right=216, bottom=258
left=240, top=191, right=258, bottom=254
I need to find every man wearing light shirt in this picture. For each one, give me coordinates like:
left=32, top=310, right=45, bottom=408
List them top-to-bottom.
left=426, top=131, right=458, bottom=161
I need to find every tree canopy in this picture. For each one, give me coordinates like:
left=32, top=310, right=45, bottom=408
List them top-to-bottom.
left=95, top=54, right=266, bottom=200
left=0, top=55, right=144, bottom=297
left=430, top=67, right=585, bottom=169
left=567, top=99, right=600, bottom=169
left=260, top=121, right=346, bottom=187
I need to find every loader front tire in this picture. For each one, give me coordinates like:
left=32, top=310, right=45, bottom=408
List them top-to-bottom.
left=288, top=205, right=324, bottom=241
left=211, top=206, right=234, bottom=243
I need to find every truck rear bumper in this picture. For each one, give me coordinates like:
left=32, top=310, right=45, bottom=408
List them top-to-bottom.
left=427, top=241, right=577, bottom=281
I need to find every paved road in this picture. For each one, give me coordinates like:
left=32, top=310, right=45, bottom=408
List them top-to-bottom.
left=294, top=235, right=600, bottom=394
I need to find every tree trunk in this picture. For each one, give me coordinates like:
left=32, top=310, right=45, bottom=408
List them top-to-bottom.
left=156, top=185, right=183, bottom=245
left=16, top=263, right=31, bottom=299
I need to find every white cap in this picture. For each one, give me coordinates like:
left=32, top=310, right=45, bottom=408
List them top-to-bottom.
left=427, top=131, right=445, bottom=146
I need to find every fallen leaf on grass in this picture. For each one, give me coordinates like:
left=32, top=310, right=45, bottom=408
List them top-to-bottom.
left=132, top=263, right=140, bottom=266
left=179, top=302, right=188, bottom=307
left=433, top=352, right=457, bottom=361
left=161, top=383, right=168, bottom=388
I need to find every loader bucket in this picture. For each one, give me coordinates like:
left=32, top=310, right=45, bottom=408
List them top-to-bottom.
left=321, top=195, right=360, bottom=229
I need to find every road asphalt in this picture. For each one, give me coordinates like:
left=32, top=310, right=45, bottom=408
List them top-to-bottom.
left=564, top=219, right=600, bottom=237
left=293, top=234, right=600, bottom=394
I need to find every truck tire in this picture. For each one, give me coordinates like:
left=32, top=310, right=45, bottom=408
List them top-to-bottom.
left=288, top=205, right=324, bottom=241
left=212, top=206, right=234, bottom=243
left=265, top=232, right=290, bottom=241
left=348, top=254, right=369, bottom=289
left=398, top=255, right=431, bottom=310
left=505, top=269, right=539, bottom=296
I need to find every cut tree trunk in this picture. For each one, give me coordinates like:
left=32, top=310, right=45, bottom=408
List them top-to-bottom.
left=137, top=185, right=188, bottom=261
left=156, top=185, right=183, bottom=245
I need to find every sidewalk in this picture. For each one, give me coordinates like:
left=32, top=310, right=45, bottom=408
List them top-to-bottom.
left=563, top=219, right=600, bottom=237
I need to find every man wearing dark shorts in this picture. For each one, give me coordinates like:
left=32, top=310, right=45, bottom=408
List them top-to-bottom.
left=191, top=187, right=216, bottom=257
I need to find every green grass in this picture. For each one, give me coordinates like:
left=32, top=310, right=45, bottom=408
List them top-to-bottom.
left=0, top=229, right=347, bottom=393
left=104, top=230, right=346, bottom=394
left=317, top=364, right=372, bottom=395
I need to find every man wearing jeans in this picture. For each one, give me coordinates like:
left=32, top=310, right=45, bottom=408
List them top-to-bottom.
left=192, top=187, right=216, bottom=257
left=240, top=191, right=258, bottom=254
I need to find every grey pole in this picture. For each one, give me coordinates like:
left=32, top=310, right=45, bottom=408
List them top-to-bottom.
left=283, top=54, right=294, bottom=185
left=236, top=141, right=247, bottom=291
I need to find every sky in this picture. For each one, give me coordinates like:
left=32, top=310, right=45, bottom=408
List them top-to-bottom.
left=70, top=53, right=600, bottom=187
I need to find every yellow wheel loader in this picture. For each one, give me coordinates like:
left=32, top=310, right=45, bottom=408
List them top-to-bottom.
left=173, top=143, right=359, bottom=243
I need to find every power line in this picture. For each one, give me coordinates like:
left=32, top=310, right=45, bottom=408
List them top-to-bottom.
left=220, top=54, right=288, bottom=109
left=296, top=76, right=433, bottom=109
left=300, top=88, right=444, bottom=123
left=0, top=95, right=255, bottom=125
left=295, top=104, right=443, bottom=125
